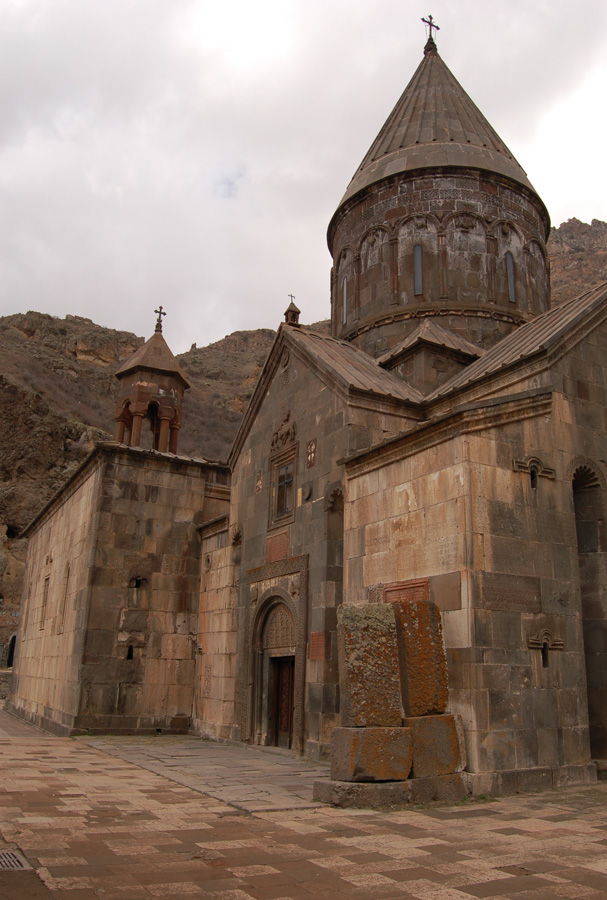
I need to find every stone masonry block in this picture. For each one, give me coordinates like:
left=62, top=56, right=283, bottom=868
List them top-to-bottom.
left=392, top=599, right=448, bottom=716
left=337, top=604, right=402, bottom=726
left=403, top=713, right=467, bottom=778
left=330, top=727, right=413, bottom=782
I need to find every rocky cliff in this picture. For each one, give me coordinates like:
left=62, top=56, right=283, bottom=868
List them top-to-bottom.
left=0, top=217, right=605, bottom=660
left=548, top=219, right=607, bottom=306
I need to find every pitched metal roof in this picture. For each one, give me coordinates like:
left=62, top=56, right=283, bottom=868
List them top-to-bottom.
left=337, top=42, right=540, bottom=210
left=425, top=282, right=607, bottom=402
left=376, top=319, right=483, bottom=367
left=286, top=327, right=423, bottom=404
left=115, top=330, right=190, bottom=388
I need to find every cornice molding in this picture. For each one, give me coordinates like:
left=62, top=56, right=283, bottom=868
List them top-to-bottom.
left=343, top=389, right=552, bottom=479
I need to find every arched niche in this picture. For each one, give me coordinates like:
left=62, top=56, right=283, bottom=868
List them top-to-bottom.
left=444, top=212, right=488, bottom=305
left=397, top=216, right=440, bottom=304
left=358, top=227, right=391, bottom=318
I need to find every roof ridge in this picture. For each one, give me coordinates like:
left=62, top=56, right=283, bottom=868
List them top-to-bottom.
left=424, top=282, right=607, bottom=402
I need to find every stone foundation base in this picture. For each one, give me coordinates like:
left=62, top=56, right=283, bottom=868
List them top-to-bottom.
left=4, top=702, right=190, bottom=736
left=594, top=760, right=607, bottom=782
left=464, top=763, right=597, bottom=796
left=312, top=773, right=468, bottom=809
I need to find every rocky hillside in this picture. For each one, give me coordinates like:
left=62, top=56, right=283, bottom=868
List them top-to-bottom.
left=0, top=217, right=605, bottom=660
left=548, top=219, right=607, bottom=306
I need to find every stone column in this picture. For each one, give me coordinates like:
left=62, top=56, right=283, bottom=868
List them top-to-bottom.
left=130, top=413, right=143, bottom=448
left=158, top=417, right=171, bottom=453
left=169, top=426, right=180, bottom=454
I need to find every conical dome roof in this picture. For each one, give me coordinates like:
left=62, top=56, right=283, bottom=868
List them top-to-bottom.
left=337, top=40, right=540, bottom=209
left=115, top=330, right=190, bottom=389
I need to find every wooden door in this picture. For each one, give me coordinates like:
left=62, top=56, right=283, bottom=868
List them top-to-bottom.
left=273, top=656, right=295, bottom=748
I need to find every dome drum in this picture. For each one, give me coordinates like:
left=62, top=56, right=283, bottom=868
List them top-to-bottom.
left=330, top=169, right=550, bottom=357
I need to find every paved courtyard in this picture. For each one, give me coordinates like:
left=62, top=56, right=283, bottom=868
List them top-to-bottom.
left=1, top=709, right=607, bottom=899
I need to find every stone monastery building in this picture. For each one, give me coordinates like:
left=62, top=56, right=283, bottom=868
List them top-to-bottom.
left=8, top=30, right=607, bottom=797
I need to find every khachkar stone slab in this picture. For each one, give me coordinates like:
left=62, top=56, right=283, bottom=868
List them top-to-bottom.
left=392, top=599, right=448, bottom=717
left=337, top=604, right=402, bottom=726
left=403, top=713, right=467, bottom=778
left=330, top=727, right=413, bottom=782
left=313, top=773, right=469, bottom=808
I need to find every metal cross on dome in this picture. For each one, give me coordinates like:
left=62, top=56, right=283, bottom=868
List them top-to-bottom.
left=422, top=14, right=439, bottom=41
left=154, top=305, right=166, bottom=333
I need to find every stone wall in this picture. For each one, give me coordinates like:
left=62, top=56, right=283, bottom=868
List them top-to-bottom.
left=342, top=316, right=607, bottom=790
left=229, top=332, right=406, bottom=759
left=9, top=443, right=228, bottom=735
left=7, top=457, right=103, bottom=733
left=193, top=519, right=239, bottom=740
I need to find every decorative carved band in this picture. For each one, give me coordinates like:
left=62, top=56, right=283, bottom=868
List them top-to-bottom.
left=342, top=305, right=528, bottom=342
left=247, top=554, right=308, bottom=584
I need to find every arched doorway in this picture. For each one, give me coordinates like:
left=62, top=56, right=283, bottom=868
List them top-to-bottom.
left=573, top=465, right=607, bottom=759
left=257, top=602, right=296, bottom=749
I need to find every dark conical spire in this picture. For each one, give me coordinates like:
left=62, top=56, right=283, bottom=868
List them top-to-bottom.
left=337, top=44, right=540, bottom=209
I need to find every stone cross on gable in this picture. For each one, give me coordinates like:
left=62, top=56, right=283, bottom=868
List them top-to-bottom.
left=422, top=14, right=439, bottom=41
left=154, top=305, right=166, bottom=333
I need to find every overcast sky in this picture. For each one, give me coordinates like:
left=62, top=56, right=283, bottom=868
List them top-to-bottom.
left=1, top=0, right=606, bottom=353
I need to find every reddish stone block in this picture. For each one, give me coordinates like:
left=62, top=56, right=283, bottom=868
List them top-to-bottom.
left=392, top=599, right=448, bottom=716
left=337, top=604, right=402, bottom=726
left=403, top=713, right=467, bottom=777
left=330, top=726, right=413, bottom=782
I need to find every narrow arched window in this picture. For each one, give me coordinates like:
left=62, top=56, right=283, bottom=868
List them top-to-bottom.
left=414, top=245, right=423, bottom=296
left=506, top=251, right=516, bottom=303
left=341, top=277, right=347, bottom=325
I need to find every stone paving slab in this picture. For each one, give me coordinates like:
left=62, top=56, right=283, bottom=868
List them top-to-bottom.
left=1, top=710, right=607, bottom=899
left=84, top=735, right=331, bottom=812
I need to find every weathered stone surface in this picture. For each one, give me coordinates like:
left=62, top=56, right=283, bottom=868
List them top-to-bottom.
left=392, top=599, right=448, bottom=716
left=337, top=604, right=402, bottom=726
left=403, top=713, right=467, bottom=778
left=330, top=726, right=412, bottom=782
left=313, top=772, right=469, bottom=808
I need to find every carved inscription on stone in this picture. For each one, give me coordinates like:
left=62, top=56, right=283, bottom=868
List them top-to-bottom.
left=266, top=532, right=288, bottom=563
left=478, top=572, right=541, bottom=613
left=384, top=578, right=429, bottom=605
left=309, top=631, right=327, bottom=660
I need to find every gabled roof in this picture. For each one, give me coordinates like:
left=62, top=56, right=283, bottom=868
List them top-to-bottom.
left=336, top=41, right=542, bottom=213
left=425, top=282, right=607, bottom=402
left=377, top=319, right=483, bottom=367
left=228, top=324, right=423, bottom=466
left=288, top=327, right=423, bottom=403
left=115, top=330, right=190, bottom=389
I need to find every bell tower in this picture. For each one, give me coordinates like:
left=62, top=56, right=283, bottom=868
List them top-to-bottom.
left=328, top=24, right=550, bottom=358
left=114, top=307, right=190, bottom=454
